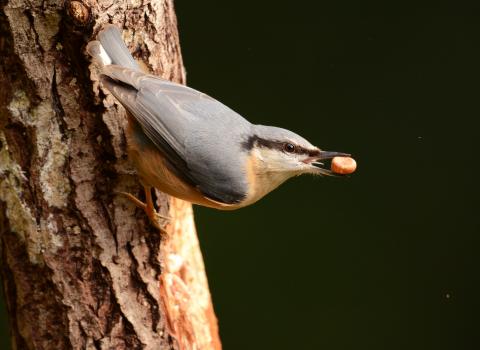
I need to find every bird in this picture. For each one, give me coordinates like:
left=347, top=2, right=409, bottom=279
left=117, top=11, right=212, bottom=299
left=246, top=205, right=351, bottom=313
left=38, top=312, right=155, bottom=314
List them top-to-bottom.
left=86, top=25, right=355, bottom=229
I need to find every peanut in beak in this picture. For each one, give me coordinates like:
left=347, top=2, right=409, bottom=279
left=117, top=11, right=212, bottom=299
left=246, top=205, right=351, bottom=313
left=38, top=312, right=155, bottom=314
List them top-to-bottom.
left=331, top=157, right=357, bottom=175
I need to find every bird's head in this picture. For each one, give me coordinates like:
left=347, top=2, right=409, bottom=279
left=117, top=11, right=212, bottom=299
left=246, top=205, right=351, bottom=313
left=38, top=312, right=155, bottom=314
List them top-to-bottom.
left=246, top=125, right=349, bottom=178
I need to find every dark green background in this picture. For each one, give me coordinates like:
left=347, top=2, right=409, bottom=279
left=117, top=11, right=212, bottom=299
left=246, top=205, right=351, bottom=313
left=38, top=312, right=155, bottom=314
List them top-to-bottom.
left=175, top=3, right=480, bottom=350
left=2, top=4, right=480, bottom=350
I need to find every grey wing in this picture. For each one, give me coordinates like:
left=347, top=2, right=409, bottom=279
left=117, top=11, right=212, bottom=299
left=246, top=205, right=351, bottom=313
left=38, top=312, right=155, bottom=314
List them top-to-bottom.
left=101, top=66, right=252, bottom=204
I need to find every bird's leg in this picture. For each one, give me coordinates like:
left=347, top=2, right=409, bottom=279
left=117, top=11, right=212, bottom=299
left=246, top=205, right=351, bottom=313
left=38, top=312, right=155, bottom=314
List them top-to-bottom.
left=144, top=185, right=171, bottom=221
left=117, top=186, right=170, bottom=232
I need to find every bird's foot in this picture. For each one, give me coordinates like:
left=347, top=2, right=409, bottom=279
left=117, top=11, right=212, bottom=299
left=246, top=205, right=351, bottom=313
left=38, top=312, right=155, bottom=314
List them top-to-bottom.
left=116, top=190, right=171, bottom=233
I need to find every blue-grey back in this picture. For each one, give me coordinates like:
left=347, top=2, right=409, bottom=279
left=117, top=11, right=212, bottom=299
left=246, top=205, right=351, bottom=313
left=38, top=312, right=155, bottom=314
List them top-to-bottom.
left=92, top=25, right=255, bottom=203
left=102, top=68, right=253, bottom=203
left=138, top=76, right=253, bottom=203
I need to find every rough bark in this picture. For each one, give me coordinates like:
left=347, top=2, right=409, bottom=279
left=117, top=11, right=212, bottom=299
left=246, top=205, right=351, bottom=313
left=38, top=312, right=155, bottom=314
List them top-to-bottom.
left=0, top=1, right=221, bottom=349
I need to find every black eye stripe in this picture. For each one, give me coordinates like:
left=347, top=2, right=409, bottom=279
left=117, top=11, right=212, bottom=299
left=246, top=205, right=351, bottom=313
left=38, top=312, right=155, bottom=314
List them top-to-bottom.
left=242, top=135, right=320, bottom=157
left=284, top=143, right=316, bottom=156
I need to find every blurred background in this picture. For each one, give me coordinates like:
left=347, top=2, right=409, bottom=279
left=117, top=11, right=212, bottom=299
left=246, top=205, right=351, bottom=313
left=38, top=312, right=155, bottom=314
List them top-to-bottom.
left=2, top=3, right=480, bottom=350
left=174, top=3, right=480, bottom=350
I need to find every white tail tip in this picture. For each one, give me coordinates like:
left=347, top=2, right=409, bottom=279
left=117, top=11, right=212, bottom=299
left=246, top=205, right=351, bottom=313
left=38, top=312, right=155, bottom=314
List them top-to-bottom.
left=86, top=40, right=112, bottom=66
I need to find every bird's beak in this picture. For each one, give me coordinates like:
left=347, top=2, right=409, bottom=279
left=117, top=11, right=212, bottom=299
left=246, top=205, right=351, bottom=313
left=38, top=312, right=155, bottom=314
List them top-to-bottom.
left=309, top=150, right=351, bottom=176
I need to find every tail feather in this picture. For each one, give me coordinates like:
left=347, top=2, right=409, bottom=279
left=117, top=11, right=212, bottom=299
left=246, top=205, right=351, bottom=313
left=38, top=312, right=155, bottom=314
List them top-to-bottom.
left=86, top=24, right=139, bottom=71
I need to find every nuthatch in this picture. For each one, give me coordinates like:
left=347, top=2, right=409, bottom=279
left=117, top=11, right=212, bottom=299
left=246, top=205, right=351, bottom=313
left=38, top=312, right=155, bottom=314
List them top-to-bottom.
left=87, top=25, right=356, bottom=228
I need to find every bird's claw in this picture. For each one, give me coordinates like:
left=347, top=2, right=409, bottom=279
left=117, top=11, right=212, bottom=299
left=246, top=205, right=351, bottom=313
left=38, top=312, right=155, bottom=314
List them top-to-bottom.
left=115, top=189, right=171, bottom=233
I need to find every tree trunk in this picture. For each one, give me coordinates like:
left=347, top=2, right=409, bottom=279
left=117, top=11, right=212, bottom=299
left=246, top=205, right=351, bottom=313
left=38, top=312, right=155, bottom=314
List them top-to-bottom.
left=0, top=1, right=221, bottom=349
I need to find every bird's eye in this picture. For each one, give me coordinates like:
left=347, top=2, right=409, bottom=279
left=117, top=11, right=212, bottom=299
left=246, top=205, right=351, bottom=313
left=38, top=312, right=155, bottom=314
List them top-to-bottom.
left=284, top=143, right=296, bottom=153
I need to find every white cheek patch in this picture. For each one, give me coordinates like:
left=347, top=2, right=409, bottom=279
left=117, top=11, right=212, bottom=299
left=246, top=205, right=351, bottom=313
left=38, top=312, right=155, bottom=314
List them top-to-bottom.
left=252, top=147, right=299, bottom=173
left=253, top=147, right=282, bottom=167
left=245, top=148, right=296, bottom=205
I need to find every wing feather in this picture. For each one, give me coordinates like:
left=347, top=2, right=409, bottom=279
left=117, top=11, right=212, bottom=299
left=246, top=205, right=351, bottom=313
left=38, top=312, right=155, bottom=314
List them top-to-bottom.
left=100, top=67, right=252, bottom=204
